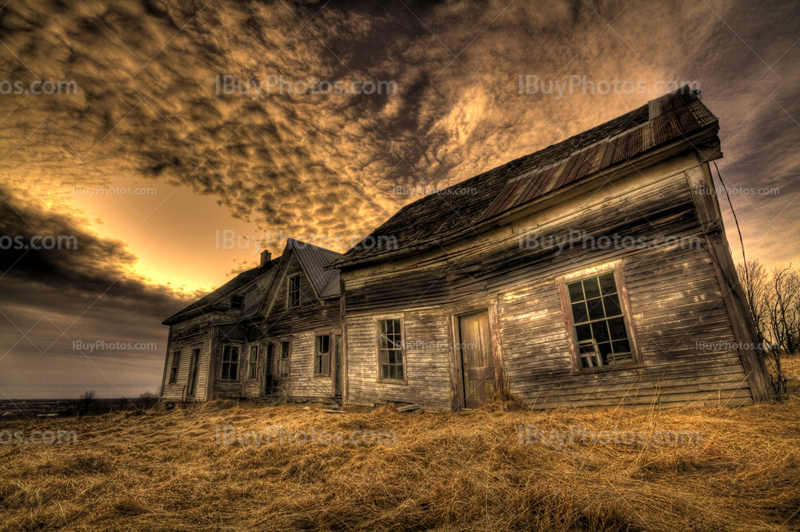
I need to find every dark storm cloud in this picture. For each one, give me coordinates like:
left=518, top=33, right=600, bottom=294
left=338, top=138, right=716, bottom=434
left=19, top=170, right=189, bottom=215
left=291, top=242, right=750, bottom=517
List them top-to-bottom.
left=0, top=183, right=195, bottom=398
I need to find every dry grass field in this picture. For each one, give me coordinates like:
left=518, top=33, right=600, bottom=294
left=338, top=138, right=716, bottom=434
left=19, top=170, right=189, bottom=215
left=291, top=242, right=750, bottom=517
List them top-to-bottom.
left=1, top=356, right=799, bottom=532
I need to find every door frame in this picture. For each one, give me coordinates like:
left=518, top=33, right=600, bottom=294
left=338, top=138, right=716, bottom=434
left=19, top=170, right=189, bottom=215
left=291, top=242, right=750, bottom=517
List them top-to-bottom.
left=448, top=301, right=504, bottom=411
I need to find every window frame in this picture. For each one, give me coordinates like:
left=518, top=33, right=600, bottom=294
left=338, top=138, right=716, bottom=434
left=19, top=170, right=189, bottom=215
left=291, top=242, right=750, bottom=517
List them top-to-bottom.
left=557, top=262, right=642, bottom=374
left=286, top=273, right=301, bottom=309
left=375, top=317, right=407, bottom=384
left=313, top=334, right=331, bottom=377
left=275, top=340, right=292, bottom=380
left=220, top=344, right=240, bottom=381
left=247, top=344, right=259, bottom=380
left=169, top=350, right=181, bottom=384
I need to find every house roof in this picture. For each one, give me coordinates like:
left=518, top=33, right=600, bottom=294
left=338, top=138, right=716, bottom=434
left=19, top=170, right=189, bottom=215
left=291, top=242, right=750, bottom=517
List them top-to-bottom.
left=330, top=88, right=717, bottom=269
left=288, top=238, right=341, bottom=298
left=162, top=257, right=279, bottom=325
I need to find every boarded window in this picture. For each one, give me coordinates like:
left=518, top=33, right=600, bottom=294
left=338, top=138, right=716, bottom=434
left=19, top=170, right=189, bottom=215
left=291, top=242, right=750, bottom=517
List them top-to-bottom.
left=567, top=272, right=633, bottom=370
left=287, top=274, right=301, bottom=309
left=378, top=319, right=404, bottom=380
left=314, top=335, right=331, bottom=376
left=277, top=341, right=291, bottom=379
left=221, top=345, right=240, bottom=380
left=248, top=345, right=259, bottom=379
left=169, top=350, right=181, bottom=384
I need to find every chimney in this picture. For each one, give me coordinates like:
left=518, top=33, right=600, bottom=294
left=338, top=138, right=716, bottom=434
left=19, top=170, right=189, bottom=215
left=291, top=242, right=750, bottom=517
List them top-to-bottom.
left=260, top=250, right=271, bottom=267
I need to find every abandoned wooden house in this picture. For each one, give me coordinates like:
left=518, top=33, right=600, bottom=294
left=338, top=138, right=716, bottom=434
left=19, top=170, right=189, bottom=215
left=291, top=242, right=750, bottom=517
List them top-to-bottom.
left=162, top=88, right=774, bottom=410
left=161, top=239, right=344, bottom=404
left=161, top=250, right=279, bottom=402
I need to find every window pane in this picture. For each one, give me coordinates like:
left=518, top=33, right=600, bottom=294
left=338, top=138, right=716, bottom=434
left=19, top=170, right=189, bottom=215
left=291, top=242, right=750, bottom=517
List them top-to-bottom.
left=599, top=272, right=617, bottom=295
left=583, top=277, right=601, bottom=299
left=568, top=281, right=584, bottom=303
left=603, top=294, right=622, bottom=316
left=587, top=298, right=605, bottom=321
left=571, top=302, right=588, bottom=323
left=607, top=317, right=628, bottom=340
left=591, top=321, right=610, bottom=343
left=576, top=324, right=592, bottom=342
left=612, top=339, right=631, bottom=354
left=396, top=366, right=403, bottom=380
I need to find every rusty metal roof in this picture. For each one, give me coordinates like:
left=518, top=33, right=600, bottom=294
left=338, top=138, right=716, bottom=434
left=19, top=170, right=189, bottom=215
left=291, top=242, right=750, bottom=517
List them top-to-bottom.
left=476, top=89, right=713, bottom=223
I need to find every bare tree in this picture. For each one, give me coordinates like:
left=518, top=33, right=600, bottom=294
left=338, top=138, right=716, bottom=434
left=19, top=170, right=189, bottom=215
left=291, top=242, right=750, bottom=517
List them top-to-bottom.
left=738, top=260, right=799, bottom=395
left=79, top=390, right=97, bottom=416
left=139, top=391, right=157, bottom=412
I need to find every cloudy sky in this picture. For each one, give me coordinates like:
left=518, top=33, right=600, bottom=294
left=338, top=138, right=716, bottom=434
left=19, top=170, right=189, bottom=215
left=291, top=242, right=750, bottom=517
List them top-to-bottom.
left=1, top=0, right=798, bottom=399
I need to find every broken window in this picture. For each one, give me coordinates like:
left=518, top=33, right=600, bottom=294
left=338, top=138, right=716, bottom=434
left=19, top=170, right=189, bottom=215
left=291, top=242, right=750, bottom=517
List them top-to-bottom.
left=567, top=272, right=633, bottom=370
left=287, top=274, right=301, bottom=309
left=231, top=295, right=244, bottom=309
left=378, top=319, right=404, bottom=380
left=314, top=335, right=331, bottom=376
left=277, top=341, right=291, bottom=379
left=221, top=345, right=240, bottom=380
left=248, top=345, right=259, bottom=379
left=169, top=350, right=181, bottom=384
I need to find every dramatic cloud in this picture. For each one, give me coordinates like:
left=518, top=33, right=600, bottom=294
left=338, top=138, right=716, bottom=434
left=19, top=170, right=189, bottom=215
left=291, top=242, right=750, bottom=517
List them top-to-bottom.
left=0, top=0, right=797, bottom=397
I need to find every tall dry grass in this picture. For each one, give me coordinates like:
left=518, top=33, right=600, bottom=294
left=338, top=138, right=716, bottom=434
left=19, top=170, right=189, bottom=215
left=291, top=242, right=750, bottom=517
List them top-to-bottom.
left=1, top=355, right=799, bottom=531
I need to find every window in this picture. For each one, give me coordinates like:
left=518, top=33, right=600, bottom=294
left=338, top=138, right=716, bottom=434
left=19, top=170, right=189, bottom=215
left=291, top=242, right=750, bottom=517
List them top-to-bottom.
left=566, top=271, right=633, bottom=370
left=287, top=274, right=301, bottom=309
left=231, top=295, right=244, bottom=309
left=378, top=319, right=404, bottom=380
left=314, top=335, right=331, bottom=376
left=277, top=341, right=291, bottom=379
left=221, top=345, right=240, bottom=380
left=248, top=345, right=259, bottom=379
left=187, top=348, right=200, bottom=396
left=169, top=350, right=181, bottom=384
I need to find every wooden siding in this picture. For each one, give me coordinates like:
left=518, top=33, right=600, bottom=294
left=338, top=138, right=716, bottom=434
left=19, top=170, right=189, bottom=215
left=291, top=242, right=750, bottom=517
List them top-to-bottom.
left=341, top=159, right=756, bottom=410
left=249, top=250, right=342, bottom=402
left=346, top=313, right=453, bottom=410
left=162, top=314, right=213, bottom=402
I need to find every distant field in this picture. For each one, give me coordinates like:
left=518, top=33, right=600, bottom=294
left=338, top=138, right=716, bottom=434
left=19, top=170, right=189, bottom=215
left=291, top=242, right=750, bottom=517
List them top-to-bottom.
left=1, top=356, right=798, bottom=531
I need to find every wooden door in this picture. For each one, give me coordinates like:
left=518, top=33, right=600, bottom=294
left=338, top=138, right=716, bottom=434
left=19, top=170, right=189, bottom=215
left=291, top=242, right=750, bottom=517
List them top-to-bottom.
left=458, top=311, right=494, bottom=408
